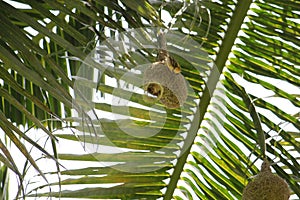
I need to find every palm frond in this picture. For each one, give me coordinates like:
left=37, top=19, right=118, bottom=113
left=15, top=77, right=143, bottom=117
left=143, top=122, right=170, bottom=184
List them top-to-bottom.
left=0, top=0, right=299, bottom=199
left=176, top=0, right=300, bottom=199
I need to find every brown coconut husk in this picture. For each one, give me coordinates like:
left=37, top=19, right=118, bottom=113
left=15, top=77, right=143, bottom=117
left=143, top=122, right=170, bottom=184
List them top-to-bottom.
left=143, top=62, right=187, bottom=109
left=242, top=159, right=290, bottom=200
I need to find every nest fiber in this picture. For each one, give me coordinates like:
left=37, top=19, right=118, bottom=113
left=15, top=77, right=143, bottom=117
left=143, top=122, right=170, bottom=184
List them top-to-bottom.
left=144, top=62, right=187, bottom=109
left=242, top=160, right=290, bottom=200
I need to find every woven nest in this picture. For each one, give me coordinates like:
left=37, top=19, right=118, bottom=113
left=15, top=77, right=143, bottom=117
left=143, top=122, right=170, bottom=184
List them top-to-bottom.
left=143, top=62, right=187, bottom=109
left=242, top=160, right=290, bottom=200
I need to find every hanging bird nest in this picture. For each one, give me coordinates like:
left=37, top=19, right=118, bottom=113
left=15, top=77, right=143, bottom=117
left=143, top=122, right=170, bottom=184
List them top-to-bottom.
left=143, top=62, right=188, bottom=109
left=242, top=159, right=290, bottom=200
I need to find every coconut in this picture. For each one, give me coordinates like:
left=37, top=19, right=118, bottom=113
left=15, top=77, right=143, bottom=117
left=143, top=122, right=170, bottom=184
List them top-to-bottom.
left=143, top=62, right=187, bottom=109
left=242, top=159, right=290, bottom=200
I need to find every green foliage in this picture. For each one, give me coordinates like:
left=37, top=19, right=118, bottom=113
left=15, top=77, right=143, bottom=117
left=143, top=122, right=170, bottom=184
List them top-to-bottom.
left=0, top=0, right=299, bottom=199
left=0, top=165, right=9, bottom=200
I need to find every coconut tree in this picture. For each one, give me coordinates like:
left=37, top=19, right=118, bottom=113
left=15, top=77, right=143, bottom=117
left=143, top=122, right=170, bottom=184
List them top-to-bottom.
left=0, top=0, right=299, bottom=199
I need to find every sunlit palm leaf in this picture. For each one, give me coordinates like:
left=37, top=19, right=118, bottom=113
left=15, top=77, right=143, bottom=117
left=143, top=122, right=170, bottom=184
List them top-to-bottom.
left=0, top=0, right=299, bottom=199
left=175, top=0, right=300, bottom=199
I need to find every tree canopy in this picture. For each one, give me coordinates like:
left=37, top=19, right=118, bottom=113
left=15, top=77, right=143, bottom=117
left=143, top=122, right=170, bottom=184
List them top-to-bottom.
left=0, top=0, right=299, bottom=199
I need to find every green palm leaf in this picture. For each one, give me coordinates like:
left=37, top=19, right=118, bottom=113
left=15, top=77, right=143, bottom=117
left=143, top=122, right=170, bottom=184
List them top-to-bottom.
left=0, top=0, right=299, bottom=199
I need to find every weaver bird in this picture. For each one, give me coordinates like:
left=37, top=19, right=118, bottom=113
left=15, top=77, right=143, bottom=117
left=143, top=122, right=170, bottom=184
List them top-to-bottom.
left=156, top=32, right=181, bottom=74
left=157, top=49, right=181, bottom=74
